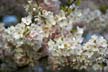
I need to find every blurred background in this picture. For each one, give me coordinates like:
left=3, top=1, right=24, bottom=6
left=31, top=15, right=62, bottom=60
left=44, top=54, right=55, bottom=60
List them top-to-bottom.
left=0, top=0, right=108, bottom=22
left=0, top=0, right=108, bottom=19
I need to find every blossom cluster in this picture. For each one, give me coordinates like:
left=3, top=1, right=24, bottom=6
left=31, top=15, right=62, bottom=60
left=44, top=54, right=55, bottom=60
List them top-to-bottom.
left=0, top=1, right=108, bottom=71
left=70, top=8, right=108, bottom=33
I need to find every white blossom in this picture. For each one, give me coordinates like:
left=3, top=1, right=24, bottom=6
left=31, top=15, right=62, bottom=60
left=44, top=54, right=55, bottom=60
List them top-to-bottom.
left=21, top=16, right=32, bottom=25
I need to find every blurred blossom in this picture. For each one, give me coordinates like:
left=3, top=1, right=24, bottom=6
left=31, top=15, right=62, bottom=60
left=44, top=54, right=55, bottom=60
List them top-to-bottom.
left=0, top=1, right=108, bottom=71
left=21, top=16, right=32, bottom=25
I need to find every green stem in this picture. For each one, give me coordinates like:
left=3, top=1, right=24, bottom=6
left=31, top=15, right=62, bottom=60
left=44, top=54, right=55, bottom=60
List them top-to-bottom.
left=102, top=67, right=104, bottom=72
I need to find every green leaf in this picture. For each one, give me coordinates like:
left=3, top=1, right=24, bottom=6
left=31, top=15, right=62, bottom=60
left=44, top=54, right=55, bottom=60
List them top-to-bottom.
left=67, top=0, right=73, bottom=6
left=75, top=0, right=81, bottom=6
left=61, top=5, right=67, bottom=11
left=99, top=5, right=108, bottom=14
left=67, top=8, right=73, bottom=15
left=23, top=27, right=30, bottom=36
left=71, top=27, right=77, bottom=33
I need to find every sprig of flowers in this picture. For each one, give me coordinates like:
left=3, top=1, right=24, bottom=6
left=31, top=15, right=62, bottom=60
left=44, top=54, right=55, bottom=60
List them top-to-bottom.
left=0, top=1, right=108, bottom=71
